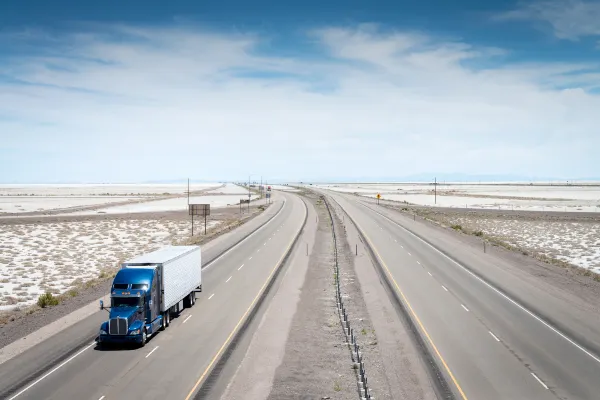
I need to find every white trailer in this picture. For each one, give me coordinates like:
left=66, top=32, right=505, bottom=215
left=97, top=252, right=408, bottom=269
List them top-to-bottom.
left=122, top=245, right=202, bottom=313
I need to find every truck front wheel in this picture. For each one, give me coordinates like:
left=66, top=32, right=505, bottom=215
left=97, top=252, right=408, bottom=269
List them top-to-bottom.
left=140, top=329, right=147, bottom=348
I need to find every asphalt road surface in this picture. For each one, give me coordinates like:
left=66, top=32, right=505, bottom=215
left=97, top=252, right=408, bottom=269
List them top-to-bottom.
left=0, top=191, right=307, bottom=400
left=328, top=191, right=600, bottom=400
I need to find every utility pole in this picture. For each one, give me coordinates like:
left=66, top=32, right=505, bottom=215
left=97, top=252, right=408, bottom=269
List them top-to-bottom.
left=248, top=175, right=251, bottom=213
left=434, top=177, right=437, bottom=205
left=187, top=178, right=190, bottom=206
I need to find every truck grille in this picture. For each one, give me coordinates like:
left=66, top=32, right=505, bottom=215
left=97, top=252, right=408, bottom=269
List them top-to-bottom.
left=109, top=317, right=128, bottom=335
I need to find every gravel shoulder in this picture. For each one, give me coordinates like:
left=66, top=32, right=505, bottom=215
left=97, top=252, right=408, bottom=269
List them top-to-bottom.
left=264, top=190, right=357, bottom=399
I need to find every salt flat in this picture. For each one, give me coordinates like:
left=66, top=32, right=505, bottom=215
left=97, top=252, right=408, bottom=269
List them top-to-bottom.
left=0, top=182, right=224, bottom=215
left=0, top=183, right=221, bottom=196
left=317, top=183, right=600, bottom=212
left=0, top=196, right=142, bottom=214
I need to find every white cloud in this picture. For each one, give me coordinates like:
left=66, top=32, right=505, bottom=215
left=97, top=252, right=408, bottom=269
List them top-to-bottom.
left=497, top=0, right=600, bottom=40
left=1, top=24, right=599, bottom=182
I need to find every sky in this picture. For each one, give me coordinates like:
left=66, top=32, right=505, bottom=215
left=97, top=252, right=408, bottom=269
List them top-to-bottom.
left=1, top=0, right=599, bottom=183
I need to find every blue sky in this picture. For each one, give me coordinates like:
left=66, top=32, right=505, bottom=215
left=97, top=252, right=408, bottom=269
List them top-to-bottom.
left=1, top=0, right=599, bottom=183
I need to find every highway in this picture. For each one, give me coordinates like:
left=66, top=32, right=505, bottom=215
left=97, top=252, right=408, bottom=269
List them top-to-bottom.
left=0, top=191, right=308, bottom=400
left=328, top=191, right=600, bottom=400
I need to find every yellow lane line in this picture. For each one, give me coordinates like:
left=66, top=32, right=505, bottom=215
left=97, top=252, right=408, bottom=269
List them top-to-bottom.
left=355, top=218, right=469, bottom=400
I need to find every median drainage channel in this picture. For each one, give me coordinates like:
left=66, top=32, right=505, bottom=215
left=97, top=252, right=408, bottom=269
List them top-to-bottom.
left=323, top=195, right=373, bottom=400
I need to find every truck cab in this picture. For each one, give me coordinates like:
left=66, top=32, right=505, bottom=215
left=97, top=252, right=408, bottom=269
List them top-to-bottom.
left=98, top=268, right=161, bottom=347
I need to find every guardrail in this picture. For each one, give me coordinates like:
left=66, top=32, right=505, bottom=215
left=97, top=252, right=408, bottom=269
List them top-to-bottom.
left=322, top=194, right=372, bottom=400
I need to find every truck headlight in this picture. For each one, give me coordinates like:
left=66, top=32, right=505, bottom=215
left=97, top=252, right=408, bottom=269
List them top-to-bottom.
left=99, top=329, right=107, bottom=335
left=129, top=329, right=141, bottom=335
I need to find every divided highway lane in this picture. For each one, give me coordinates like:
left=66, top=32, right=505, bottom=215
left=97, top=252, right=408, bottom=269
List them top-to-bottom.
left=2, top=191, right=308, bottom=400
left=330, top=192, right=600, bottom=400
left=0, top=194, right=288, bottom=398
left=354, top=197, right=600, bottom=400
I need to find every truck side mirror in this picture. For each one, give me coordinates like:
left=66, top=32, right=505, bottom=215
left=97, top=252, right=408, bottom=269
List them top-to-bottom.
left=100, top=300, right=104, bottom=310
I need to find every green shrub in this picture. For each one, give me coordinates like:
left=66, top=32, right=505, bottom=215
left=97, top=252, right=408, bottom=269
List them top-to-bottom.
left=451, top=224, right=463, bottom=231
left=473, top=230, right=483, bottom=237
left=37, top=292, right=60, bottom=308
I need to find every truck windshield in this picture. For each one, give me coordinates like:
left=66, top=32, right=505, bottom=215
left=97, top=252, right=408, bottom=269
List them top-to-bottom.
left=111, top=297, right=142, bottom=308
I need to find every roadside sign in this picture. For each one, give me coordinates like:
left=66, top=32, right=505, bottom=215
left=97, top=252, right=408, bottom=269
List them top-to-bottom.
left=376, top=194, right=381, bottom=199
left=189, top=204, right=210, bottom=216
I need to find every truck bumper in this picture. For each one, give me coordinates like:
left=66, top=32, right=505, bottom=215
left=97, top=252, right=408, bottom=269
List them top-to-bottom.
left=98, top=334, right=143, bottom=344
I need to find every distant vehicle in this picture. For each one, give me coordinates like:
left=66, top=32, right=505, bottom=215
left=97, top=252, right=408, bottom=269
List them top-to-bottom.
left=98, top=246, right=202, bottom=347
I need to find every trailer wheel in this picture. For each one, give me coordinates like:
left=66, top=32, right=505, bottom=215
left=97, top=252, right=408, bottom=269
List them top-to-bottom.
left=190, top=292, right=196, bottom=307
left=165, top=311, right=170, bottom=327
left=160, top=313, right=167, bottom=331
left=140, top=329, right=147, bottom=348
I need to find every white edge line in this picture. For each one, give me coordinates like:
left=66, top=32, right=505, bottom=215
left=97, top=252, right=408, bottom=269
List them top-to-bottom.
left=202, top=199, right=287, bottom=271
left=362, top=203, right=600, bottom=365
left=238, top=264, right=244, bottom=270
left=428, top=271, right=432, bottom=276
left=226, top=276, right=232, bottom=283
left=442, top=285, right=448, bottom=292
left=208, top=293, right=214, bottom=300
left=461, top=304, right=469, bottom=312
left=183, top=315, right=192, bottom=324
left=489, top=331, right=501, bottom=342
left=8, top=342, right=95, bottom=400
left=145, top=346, right=159, bottom=358
left=531, top=373, right=549, bottom=389
left=98, top=396, right=105, bottom=400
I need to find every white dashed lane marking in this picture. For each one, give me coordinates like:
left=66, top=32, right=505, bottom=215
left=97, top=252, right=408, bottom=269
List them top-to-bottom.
left=489, top=331, right=501, bottom=342
left=145, top=346, right=159, bottom=358
left=531, top=373, right=549, bottom=390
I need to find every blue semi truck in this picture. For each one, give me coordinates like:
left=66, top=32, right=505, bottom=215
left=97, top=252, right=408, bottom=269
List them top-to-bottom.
left=97, top=246, right=202, bottom=347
